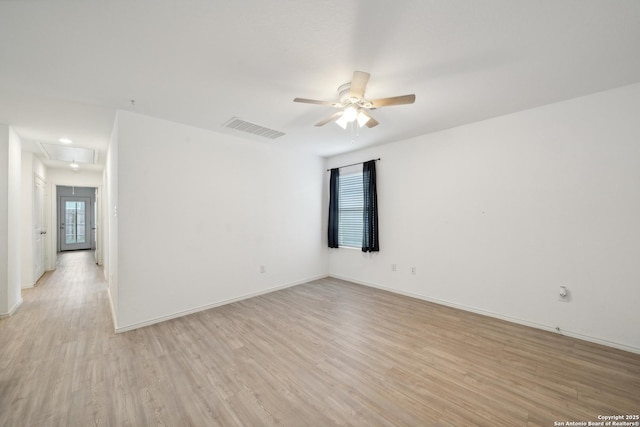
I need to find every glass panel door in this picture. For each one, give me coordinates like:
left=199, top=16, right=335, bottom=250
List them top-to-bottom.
left=60, top=197, right=91, bottom=251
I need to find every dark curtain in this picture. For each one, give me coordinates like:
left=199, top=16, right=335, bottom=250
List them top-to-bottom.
left=362, top=160, right=379, bottom=252
left=328, top=168, right=340, bottom=248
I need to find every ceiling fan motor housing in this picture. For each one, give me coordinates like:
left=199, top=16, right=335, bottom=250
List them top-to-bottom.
left=338, top=82, right=370, bottom=108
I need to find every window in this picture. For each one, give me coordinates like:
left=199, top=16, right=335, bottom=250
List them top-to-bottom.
left=328, top=159, right=379, bottom=252
left=338, top=172, right=363, bottom=247
left=65, top=200, right=86, bottom=244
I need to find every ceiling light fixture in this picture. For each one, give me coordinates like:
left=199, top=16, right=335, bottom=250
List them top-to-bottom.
left=295, top=70, right=415, bottom=130
left=335, top=105, right=371, bottom=129
left=342, top=105, right=358, bottom=122
left=356, top=110, right=371, bottom=127
left=335, top=112, right=348, bottom=129
left=59, top=138, right=73, bottom=144
left=70, top=160, right=80, bottom=170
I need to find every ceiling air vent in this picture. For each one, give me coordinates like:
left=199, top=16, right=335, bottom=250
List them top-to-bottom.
left=222, top=117, right=285, bottom=140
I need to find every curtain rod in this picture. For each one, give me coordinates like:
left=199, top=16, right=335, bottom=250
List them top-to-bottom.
left=326, top=158, right=380, bottom=172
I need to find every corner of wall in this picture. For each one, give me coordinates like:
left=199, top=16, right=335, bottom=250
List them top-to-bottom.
left=325, top=83, right=640, bottom=353
left=103, top=110, right=119, bottom=329
left=8, top=128, right=22, bottom=305
left=21, top=151, right=35, bottom=288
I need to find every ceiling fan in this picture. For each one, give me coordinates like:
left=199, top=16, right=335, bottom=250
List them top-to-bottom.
left=294, top=71, right=416, bottom=129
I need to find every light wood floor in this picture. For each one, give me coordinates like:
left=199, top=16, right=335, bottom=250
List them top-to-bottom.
left=1, top=251, right=639, bottom=426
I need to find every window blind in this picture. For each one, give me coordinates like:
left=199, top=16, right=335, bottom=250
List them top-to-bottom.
left=338, top=172, right=363, bottom=247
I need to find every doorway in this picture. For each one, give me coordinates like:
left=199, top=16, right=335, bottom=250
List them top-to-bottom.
left=34, top=175, right=47, bottom=280
left=57, top=186, right=96, bottom=252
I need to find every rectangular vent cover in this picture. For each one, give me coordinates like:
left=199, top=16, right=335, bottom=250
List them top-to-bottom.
left=223, top=117, right=285, bottom=139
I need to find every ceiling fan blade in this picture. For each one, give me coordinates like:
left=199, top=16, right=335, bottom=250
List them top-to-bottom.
left=349, top=71, right=370, bottom=99
left=369, top=94, right=416, bottom=108
left=294, top=98, right=338, bottom=107
left=356, top=109, right=379, bottom=128
left=315, top=111, right=343, bottom=127
left=365, top=116, right=379, bottom=128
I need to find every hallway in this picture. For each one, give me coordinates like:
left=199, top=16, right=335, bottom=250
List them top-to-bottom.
left=0, top=251, right=114, bottom=426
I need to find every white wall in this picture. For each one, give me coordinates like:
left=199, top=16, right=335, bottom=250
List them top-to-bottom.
left=327, top=83, right=640, bottom=353
left=110, top=111, right=328, bottom=330
left=104, top=116, right=118, bottom=329
left=0, top=124, right=10, bottom=315
left=0, top=125, right=22, bottom=317
left=47, top=168, right=102, bottom=187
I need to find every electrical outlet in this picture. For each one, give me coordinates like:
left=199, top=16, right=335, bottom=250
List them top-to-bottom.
left=391, top=264, right=397, bottom=272
left=260, top=265, right=266, bottom=274
left=411, top=267, right=416, bottom=275
left=558, top=286, right=570, bottom=302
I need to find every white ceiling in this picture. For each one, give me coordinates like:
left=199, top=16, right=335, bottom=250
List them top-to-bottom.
left=1, top=1, right=639, bottom=170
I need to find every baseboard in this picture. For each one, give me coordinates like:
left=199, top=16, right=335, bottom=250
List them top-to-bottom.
left=24, top=271, right=51, bottom=290
left=114, top=274, right=328, bottom=333
left=328, top=274, right=640, bottom=355
left=21, top=276, right=42, bottom=289
left=107, top=287, right=118, bottom=332
left=0, top=297, right=23, bottom=319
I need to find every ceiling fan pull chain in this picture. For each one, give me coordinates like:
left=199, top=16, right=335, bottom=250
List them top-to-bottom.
left=351, top=121, right=355, bottom=144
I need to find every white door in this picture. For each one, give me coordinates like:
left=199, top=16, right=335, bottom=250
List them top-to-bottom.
left=33, top=176, right=46, bottom=281
left=94, top=188, right=100, bottom=264
left=60, top=197, right=92, bottom=251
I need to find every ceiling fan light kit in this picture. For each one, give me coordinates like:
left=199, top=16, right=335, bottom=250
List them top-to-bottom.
left=294, top=70, right=416, bottom=130
left=342, top=105, right=358, bottom=122
left=356, top=110, right=370, bottom=127
left=335, top=112, right=348, bottom=129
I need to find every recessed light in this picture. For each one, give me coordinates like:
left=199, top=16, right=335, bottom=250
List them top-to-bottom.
left=59, top=138, right=72, bottom=144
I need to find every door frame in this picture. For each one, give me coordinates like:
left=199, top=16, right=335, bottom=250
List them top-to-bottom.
left=33, top=174, right=47, bottom=280
left=47, top=183, right=102, bottom=270
left=59, top=195, right=92, bottom=252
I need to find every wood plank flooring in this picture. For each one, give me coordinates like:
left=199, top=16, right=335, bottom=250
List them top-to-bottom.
left=1, top=251, right=639, bottom=426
